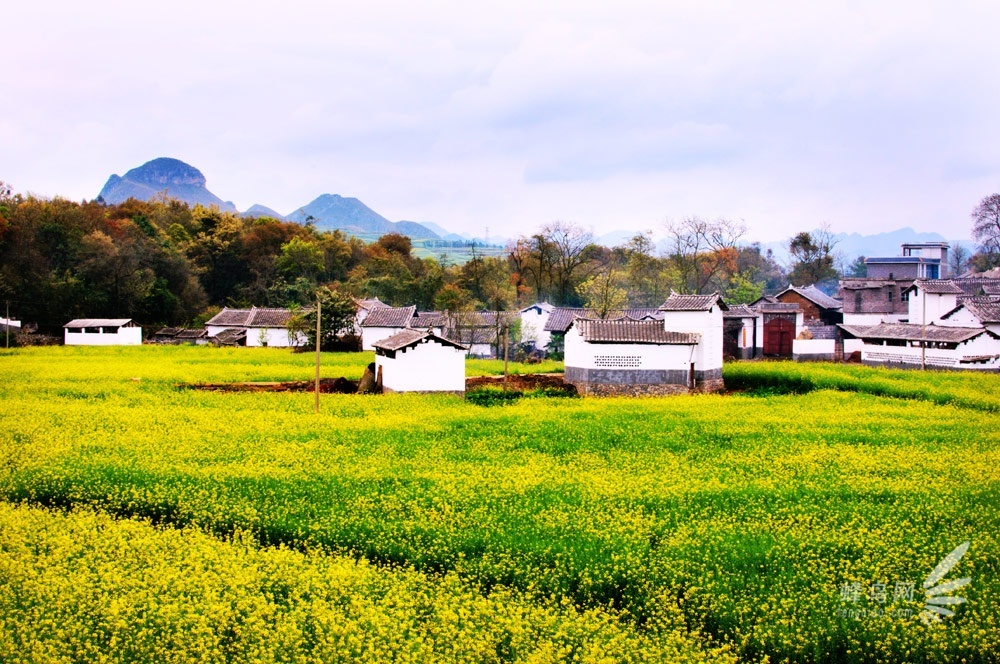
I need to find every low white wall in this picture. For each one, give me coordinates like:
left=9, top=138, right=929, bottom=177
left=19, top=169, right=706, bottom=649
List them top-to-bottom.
left=65, top=327, right=142, bottom=346
left=246, top=327, right=305, bottom=348
left=565, top=327, right=696, bottom=372
left=793, top=338, right=836, bottom=357
left=844, top=339, right=865, bottom=354
left=376, top=341, right=466, bottom=392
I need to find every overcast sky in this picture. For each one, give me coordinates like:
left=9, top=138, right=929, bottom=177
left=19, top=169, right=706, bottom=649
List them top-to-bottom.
left=3, top=1, right=998, bottom=242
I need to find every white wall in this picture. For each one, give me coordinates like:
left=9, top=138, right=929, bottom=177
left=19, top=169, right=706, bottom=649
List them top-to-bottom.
left=908, top=290, right=958, bottom=325
left=660, top=307, right=723, bottom=372
left=520, top=308, right=551, bottom=350
left=564, top=326, right=696, bottom=372
left=65, top=327, right=142, bottom=346
left=246, top=327, right=306, bottom=348
left=861, top=334, right=1000, bottom=369
left=793, top=338, right=836, bottom=358
left=376, top=340, right=466, bottom=392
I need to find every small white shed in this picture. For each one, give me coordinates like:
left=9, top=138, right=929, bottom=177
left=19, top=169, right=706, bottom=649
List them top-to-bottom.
left=64, top=319, right=142, bottom=346
left=373, top=329, right=468, bottom=393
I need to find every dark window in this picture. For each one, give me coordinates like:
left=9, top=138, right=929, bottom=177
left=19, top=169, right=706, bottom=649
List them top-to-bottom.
left=888, top=290, right=893, bottom=303
left=855, top=292, right=863, bottom=310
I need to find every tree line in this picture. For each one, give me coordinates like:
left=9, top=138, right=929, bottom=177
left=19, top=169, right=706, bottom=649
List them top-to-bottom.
left=3, top=181, right=995, bottom=335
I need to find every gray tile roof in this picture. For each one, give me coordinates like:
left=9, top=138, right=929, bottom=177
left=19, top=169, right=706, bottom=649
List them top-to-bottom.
left=951, top=277, right=1000, bottom=296
left=902, top=280, right=965, bottom=295
left=777, top=285, right=842, bottom=310
left=659, top=292, right=728, bottom=312
left=355, top=297, right=390, bottom=310
left=942, top=299, right=1000, bottom=324
left=723, top=304, right=759, bottom=318
left=360, top=306, right=416, bottom=328
left=205, top=307, right=302, bottom=329
left=543, top=307, right=663, bottom=332
left=205, top=308, right=253, bottom=327
left=246, top=308, right=295, bottom=328
left=411, top=311, right=449, bottom=328
left=573, top=318, right=700, bottom=344
left=64, top=319, right=135, bottom=328
left=837, top=323, right=988, bottom=343
left=448, top=326, right=500, bottom=345
left=154, top=327, right=182, bottom=337
left=175, top=328, right=208, bottom=339
left=212, top=328, right=248, bottom=345
left=373, top=329, right=468, bottom=352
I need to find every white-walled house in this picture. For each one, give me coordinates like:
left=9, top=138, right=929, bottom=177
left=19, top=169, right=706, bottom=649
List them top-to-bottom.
left=902, top=280, right=964, bottom=326
left=563, top=292, right=727, bottom=396
left=353, top=297, right=390, bottom=334
left=938, top=299, right=1000, bottom=336
left=519, top=302, right=554, bottom=351
left=360, top=306, right=416, bottom=350
left=204, top=307, right=306, bottom=347
left=64, top=319, right=142, bottom=346
left=839, top=322, right=1000, bottom=370
left=373, top=329, right=468, bottom=393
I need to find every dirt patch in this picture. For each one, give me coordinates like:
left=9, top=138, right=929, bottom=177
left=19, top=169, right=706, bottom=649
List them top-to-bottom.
left=466, top=373, right=575, bottom=394
left=181, top=377, right=359, bottom=393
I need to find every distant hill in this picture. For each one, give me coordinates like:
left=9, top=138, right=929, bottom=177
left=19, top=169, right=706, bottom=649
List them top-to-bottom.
left=96, top=158, right=237, bottom=212
left=287, top=194, right=396, bottom=234
left=287, top=195, right=441, bottom=239
left=241, top=204, right=285, bottom=220
left=394, top=220, right=441, bottom=240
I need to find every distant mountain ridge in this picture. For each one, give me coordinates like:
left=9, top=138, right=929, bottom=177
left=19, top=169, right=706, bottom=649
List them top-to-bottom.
left=96, top=158, right=444, bottom=241
left=97, top=158, right=238, bottom=213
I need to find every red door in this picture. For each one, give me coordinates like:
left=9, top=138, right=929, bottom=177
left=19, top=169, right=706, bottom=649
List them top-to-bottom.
left=764, top=318, right=794, bottom=357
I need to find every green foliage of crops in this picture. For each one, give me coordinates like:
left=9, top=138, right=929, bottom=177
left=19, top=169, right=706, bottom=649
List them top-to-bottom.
left=1, top=347, right=998, bottom=662
left=465, top=357, right=565, bottom=376
left=724, top=360, right=1000, bottom=412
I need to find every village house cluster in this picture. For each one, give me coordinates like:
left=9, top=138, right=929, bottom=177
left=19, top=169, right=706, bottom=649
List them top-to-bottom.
left=59, top=241, right=1000, bottom=395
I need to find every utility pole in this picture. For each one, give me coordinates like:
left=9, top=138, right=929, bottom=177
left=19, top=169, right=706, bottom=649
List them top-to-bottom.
left=921, top=286, right=926, bottom=371
left=314, top=296, right=321, bottom=414
left=503, top=318, right=510, bottom=391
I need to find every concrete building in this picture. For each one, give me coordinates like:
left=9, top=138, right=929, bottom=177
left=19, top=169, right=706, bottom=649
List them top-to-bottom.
left=563, top=292, right=726, bottom=396
left=204, top=307, right=306, bottom=347
left=64, top=319, right=142, bottom=346
left=373, top=329, right=468, bottom=393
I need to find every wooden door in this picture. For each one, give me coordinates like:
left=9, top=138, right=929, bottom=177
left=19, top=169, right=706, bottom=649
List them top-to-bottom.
left=764, top=318, right=794, bottom=357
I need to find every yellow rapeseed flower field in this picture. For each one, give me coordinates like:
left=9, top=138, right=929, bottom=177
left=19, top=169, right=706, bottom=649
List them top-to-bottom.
left=0, top=345, right=997, bottom=663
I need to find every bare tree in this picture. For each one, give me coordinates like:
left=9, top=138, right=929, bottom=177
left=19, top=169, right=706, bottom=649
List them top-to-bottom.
left=972, top=194, right=1000, bottom=255
left=663, top=216, right=746, bottom=293
left=539, top=221, right=595, bottom=305
left=950, top=242, right=971, bottom=276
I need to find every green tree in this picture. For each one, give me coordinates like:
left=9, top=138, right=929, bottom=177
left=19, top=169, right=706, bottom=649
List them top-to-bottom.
left=787, top=228, right=838, bottom=285
left=577, top=268, right=628, bottom=318
left=295, top=287, right=359, bottom=351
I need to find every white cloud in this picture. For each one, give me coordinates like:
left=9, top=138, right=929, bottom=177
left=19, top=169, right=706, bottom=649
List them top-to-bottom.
left=2, top=1, right=999, bottom=242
